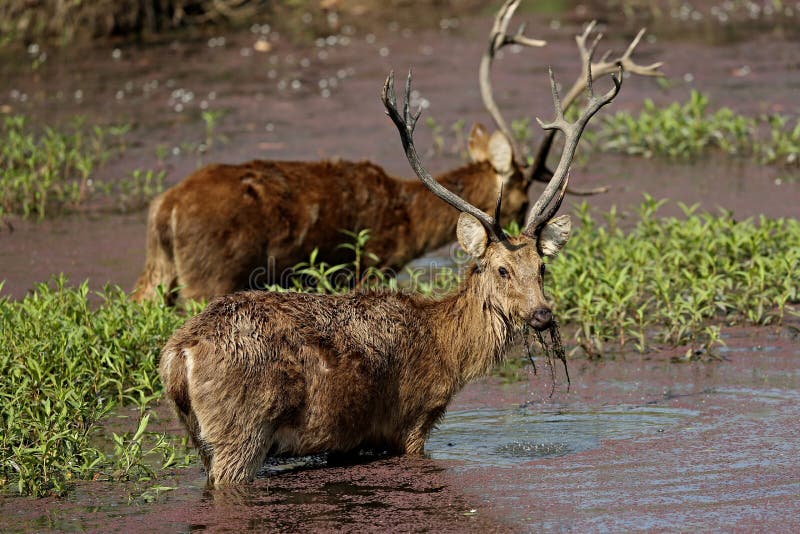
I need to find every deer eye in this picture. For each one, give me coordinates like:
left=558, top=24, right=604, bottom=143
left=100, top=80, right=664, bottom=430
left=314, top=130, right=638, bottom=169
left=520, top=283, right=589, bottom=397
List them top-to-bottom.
left=540, top=263, right=546, bottom=277
left=498, top=266, right=510, bottom=278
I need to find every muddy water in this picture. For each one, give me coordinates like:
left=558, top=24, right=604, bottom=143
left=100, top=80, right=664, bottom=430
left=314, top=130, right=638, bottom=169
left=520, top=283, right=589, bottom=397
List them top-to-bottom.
left=1, top=2, right=799, bottom=298
left=2, top=325, right=798, bottom=532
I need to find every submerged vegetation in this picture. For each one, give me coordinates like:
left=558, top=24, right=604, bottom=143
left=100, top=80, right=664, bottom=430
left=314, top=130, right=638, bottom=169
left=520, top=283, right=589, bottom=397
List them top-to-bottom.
left=427, top=90, right=800, bottom=171
left=596, top=90, right=800, bottom=166
left=0, top=115, right=167, bottom=219
left=1, top=115, right=120, bottom=219
left=549, top=197, right=799, bottom=357
left=2, top=200, right=798, bottom=496
left=0, top=281, right=199, bottom=497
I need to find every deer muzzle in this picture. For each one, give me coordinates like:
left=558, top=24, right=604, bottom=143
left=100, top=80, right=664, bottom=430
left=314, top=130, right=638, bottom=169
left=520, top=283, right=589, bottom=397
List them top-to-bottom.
left=529, top=307, right=553, bottom=331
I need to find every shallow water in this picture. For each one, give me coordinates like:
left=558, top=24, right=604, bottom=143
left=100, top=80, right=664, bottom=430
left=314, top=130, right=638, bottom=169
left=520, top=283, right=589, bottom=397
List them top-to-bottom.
left=429, top=405, right=696, bottom=467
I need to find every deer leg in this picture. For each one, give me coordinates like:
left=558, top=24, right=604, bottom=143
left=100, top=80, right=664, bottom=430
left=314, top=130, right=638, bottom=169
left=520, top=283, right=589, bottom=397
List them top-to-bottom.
left=132, top=192, right=178, bottom=303
left=403, top=408, right=447, bottom=455
left=207, top=425, right=273, bottom=486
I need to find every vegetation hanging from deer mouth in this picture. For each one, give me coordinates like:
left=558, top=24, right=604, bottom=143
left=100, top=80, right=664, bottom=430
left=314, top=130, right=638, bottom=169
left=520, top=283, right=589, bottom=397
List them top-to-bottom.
left=523, top=320, right=569, bottom=396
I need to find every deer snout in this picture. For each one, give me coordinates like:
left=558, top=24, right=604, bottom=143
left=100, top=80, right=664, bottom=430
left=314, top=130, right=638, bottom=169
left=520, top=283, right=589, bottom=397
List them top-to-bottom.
left=529, top=307, right=552, bottom=331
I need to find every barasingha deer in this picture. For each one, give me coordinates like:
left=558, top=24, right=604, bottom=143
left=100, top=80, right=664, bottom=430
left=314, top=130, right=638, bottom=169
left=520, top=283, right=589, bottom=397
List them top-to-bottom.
left=133, top=0, right=660, bottom=304
left=159, top=56, right=622, bottom=486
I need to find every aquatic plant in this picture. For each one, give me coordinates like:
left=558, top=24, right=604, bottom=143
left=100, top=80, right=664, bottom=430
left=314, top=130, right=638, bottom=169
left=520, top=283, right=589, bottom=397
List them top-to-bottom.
left=596, top=90, right=800, bottom=167
left=0, top=115, right=169, bottom=219
left=0, top=115, right=115, bottom=219
left=549, top=196, right=800, bottom=356
left=0, top=279, right=199, bottom=497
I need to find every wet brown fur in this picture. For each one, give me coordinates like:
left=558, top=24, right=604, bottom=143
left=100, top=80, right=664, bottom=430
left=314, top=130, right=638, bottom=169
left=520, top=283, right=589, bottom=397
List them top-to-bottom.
left=133, top=126, right=529, bottom=303
left=159, top=228, right=566, bottom=486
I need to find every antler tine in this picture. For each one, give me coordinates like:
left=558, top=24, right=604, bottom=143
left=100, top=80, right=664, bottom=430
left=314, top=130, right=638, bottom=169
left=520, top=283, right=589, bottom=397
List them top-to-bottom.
left=480, top=0, right=546, bottom=166
left=528, top=21, right=661, bottom=190
left=562, top=22, right=662, bottom=111
left=523, top=59, right=622, bottom=237
left=382, top=70, right=506, bottom=243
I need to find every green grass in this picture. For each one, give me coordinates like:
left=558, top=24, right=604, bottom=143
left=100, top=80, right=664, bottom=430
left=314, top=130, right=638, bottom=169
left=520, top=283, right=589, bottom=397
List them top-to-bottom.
left=596, top=90, right=800, bottom=166
left=0, top=114, right=168, bottom=219
left=1, top=115, right=113, bottom=219
left=548, top=197, right=799, bottom=357
left=1, top=200, right=798, bottom=496
left=0, top=280, right=199, bottom=497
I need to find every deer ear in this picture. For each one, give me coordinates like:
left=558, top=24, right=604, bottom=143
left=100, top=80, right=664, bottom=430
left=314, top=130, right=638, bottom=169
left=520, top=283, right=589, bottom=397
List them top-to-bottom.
left=467, top=123, right=490, bottom=162
left=487, top=131, right=513, bottom=175
left=457, top=213, right=488, bottom=258
left=538, top=214, right=571, bottom=258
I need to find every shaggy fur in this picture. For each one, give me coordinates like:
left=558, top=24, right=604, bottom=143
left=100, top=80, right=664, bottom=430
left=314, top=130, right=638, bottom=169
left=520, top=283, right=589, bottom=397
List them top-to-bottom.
left=132, top=125, right=530, bottom=303
left=160, top=224, right=567, bottom=486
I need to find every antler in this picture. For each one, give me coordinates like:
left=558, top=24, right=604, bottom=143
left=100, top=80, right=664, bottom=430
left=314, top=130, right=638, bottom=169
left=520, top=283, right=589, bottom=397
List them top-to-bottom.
left=479, top=0, right=546, bottom=165
left=529, top=21, right=663, bottom=183
left=564, top=21, right=662, bottom=110
left=523, top=57, right=622, bottom=238
left=382, top=71, right=507, bottom=243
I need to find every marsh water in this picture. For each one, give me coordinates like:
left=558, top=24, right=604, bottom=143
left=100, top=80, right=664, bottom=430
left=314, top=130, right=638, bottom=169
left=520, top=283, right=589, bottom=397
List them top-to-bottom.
left=1, top=0, right=800, bottom=531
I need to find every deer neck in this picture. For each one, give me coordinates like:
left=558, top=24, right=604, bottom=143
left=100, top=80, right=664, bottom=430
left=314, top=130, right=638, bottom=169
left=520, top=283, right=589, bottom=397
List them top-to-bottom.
left=402, top=162, right=500, bottom=254
left=429, top=267, right=514, bottom=386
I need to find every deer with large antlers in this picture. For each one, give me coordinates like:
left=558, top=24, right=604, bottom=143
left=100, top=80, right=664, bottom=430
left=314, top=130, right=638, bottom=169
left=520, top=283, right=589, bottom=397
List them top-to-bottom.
left=133, top=0, right=659, bottom=304
left=159, top=58, right=622, bottom=485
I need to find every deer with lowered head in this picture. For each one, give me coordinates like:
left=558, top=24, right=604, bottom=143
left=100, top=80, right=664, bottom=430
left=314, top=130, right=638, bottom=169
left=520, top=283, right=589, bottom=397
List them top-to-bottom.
left=132, top=0, right=660, bottom=304
left=159, top=58, right=622, bottom=486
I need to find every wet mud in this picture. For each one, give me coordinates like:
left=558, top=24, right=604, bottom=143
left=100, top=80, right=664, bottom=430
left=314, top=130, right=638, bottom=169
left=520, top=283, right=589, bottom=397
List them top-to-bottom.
left=1, top=2, right=799, bottom=298
left=2, top=325, right=798, bottom=532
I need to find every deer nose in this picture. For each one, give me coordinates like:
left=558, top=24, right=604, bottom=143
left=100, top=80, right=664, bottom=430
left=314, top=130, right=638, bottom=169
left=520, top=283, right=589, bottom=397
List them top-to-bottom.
left=530, top=307, right=552, bottom=331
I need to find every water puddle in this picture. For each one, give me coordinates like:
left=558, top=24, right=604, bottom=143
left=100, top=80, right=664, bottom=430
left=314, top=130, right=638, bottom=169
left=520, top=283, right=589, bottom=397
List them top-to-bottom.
left=428, top=405, right=695, bottom=467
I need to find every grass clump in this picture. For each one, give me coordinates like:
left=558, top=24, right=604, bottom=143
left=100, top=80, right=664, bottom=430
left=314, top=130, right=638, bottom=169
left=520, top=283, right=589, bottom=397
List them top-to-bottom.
left=596, top=90, right=800, bottom=166
left=0, top=115, right=165, bottom=219
left=1, top=115, right=118, bottom=219
left=548, top=197, right=800, bottom=356
left=0, top=279, right=199, bottom=497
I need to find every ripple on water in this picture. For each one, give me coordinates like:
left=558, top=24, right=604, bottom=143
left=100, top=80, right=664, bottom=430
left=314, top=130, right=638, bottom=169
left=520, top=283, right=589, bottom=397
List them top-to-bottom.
left=427, top=405, right=697, bottom=468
